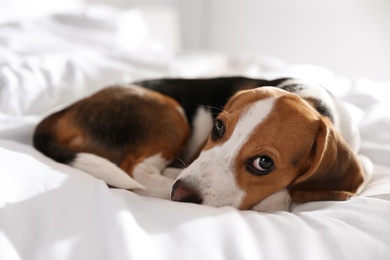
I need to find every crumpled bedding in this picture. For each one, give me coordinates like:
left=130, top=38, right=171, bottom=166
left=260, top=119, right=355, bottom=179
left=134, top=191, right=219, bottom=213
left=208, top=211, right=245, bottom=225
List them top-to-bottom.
left=1, top=5, right=390, bottom=260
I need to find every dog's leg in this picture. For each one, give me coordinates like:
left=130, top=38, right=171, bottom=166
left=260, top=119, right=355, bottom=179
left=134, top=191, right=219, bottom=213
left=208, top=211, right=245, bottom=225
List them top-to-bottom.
left=72, top=152, right=181, bottom=199
left=71, top=153, right=145, bottom=190
left=129, top=154, right=175, bottom=199
left=132, top=175, right=175, bottom=200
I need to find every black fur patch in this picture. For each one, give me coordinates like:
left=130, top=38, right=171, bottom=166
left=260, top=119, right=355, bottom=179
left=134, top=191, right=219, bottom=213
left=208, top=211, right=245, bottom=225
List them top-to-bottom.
left=135, top=77, right=292, bottom=126
left=278, top=83, right=334, bottom=122
left=279, top=84, right=306, bottom=93
left=311, top=99, right=334, bottom=122
left=33, top=109, right=77, bottom=164
left=33, top=131, right=76, bottom=164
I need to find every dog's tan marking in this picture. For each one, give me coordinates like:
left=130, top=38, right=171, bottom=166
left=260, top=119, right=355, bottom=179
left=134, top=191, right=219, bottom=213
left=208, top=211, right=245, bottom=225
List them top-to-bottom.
left=203, top=88, right=276, bottom=151
left=54, top=111, right=120, bottom=163
left=56, top=114, right=84, bottom=149
left=119, top=131, right=188, bottom=177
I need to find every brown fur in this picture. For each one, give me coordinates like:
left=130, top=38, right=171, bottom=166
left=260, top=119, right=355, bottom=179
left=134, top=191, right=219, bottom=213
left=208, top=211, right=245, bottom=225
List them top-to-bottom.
left=202, top=88, right=275, bottom=150
left=288, top=118, right=364, bottom=203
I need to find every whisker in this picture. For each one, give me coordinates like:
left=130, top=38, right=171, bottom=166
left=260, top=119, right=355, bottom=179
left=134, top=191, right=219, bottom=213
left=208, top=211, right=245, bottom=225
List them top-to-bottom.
left=201, top=105, right=231, bottom=118
left=201, top=105, right=224, bottom=113
left=171, top=157, right=188, bottom=168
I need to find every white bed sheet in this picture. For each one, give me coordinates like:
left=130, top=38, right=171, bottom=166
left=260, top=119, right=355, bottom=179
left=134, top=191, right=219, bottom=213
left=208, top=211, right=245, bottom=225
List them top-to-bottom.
left=1, top=5, right=390, bottom=260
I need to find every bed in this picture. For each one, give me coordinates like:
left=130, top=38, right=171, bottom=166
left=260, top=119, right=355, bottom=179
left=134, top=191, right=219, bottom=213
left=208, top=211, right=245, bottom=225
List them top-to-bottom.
left=1, top=4, right=390, bottom=260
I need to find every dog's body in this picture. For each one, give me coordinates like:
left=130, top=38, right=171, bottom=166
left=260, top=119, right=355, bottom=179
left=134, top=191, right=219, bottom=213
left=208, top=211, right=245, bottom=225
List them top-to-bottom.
left=33, top=77, right=372, bottom=212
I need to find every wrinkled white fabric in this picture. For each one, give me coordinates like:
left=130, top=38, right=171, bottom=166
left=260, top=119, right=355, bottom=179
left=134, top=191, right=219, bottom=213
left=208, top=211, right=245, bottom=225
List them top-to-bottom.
left=1, top=140, right=390, bottom=260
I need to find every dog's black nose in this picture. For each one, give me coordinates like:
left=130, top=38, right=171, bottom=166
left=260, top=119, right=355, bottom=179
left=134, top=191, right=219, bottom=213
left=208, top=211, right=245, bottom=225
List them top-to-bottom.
left=171, top=179, right=203, bottom=204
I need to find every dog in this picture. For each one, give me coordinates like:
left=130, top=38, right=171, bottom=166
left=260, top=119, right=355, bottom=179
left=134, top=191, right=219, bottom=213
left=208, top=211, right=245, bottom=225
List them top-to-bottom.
left=33, top=77, right=372, bottom=212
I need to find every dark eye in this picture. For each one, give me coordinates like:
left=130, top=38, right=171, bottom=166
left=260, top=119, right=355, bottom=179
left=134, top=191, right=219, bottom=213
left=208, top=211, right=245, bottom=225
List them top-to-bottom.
left=211, top=119, right=225, bottom=141
left=247, top=156, right=274, bottom=176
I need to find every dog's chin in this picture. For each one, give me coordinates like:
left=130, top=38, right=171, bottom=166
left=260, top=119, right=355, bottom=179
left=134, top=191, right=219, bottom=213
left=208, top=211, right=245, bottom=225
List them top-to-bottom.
left=194, top=188, right=248, bottom=209
left=249, top=189, right=292, bottom=212
left=201, top=199, right=239, bottom=209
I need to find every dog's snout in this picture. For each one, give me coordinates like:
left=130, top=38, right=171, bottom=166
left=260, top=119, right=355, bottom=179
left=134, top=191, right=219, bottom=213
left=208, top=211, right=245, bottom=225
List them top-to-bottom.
left=171, top=179, right=203, bottom=204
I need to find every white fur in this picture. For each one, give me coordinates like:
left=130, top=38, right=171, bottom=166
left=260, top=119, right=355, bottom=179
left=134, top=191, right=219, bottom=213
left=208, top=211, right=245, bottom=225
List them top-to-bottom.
left=177, top=97, right=276, bottom=208
left=333, top=99, right=362, bottom=153
left=181, top=106, right=214, bottom=163
left=71, top=153, right=145, bottom=190
left=71, top=153, right=176, bottom=199
left=131, top=154, right=175, bottom=199
left=357, top=154, right=374, bottom=195
left=162, top=167, right=183, bottom=179
left=251, top=189, right=292, bottom=212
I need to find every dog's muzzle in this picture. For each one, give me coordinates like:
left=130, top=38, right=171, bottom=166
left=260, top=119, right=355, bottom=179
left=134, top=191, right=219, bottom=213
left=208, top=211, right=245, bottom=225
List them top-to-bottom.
left=171, top=179, right=203, bottom=204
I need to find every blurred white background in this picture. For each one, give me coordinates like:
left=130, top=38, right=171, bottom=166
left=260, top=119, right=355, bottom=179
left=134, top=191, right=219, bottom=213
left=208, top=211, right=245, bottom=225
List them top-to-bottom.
left=1, top=0, right=389, bottom=80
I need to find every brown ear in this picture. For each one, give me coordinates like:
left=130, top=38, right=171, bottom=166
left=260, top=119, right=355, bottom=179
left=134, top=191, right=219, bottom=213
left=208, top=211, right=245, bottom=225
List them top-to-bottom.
left=289, top=118, right=364, bottom=203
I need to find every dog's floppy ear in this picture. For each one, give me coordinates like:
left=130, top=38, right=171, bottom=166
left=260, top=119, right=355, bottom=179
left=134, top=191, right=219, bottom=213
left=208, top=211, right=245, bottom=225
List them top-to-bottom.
left=289, top=118, right=364, bottom=203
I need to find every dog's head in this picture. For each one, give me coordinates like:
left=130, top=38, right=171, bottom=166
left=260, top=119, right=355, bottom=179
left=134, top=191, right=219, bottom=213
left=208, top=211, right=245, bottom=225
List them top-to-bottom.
left=171, top=87, right=364, bottom=211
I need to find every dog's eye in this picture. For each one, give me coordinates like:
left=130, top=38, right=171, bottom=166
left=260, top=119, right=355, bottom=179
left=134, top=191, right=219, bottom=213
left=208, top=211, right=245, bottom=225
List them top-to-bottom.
left=211, top=119, right=225, bottom=141
left=247, top=156, right=274, bottom=176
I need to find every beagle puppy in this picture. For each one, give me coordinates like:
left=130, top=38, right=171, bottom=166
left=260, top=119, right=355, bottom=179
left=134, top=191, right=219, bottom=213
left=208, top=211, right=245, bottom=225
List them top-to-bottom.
left=33, top=77, right=372, bottom=212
